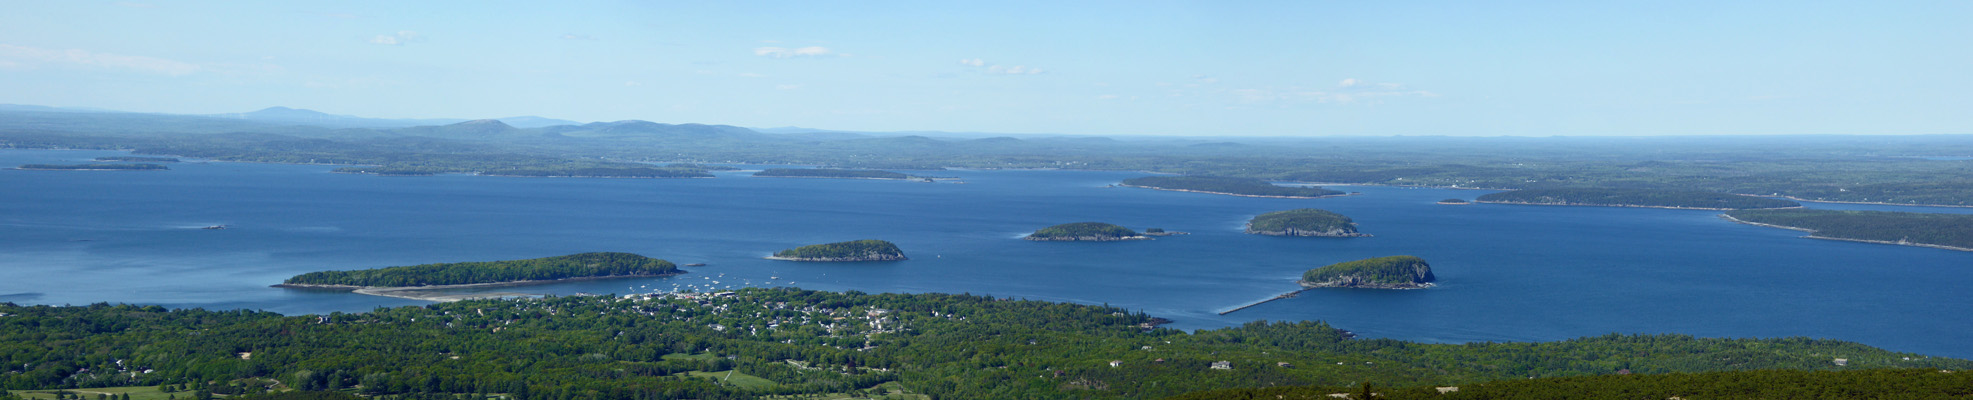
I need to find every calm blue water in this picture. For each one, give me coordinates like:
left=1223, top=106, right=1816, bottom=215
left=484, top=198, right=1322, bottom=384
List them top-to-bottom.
left=3, top=149, right=1971, bottom=359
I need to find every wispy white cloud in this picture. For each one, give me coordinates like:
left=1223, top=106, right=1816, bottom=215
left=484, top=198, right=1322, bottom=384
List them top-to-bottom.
left=368, top=31, right=420, bottom=46
left=0, top=44, right=199, bottom=75
left=754, top=46, right=834, bottom=58
left=962, top=58, right=1045, bottom=75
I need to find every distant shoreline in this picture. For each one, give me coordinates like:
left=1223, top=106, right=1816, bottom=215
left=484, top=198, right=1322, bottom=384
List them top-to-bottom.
left=1117, top=184, right=1356, bottom=199
left=1474, top=200, right=1801, bottom=211
left=1718, top=214, right=1973, bottom=253
left=271, top=272, right=686, bottom=301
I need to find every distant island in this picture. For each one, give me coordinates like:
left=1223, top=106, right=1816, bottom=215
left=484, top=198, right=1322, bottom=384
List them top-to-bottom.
left=94, top=156, right=181, bottom=162
left=17, top=163, right=169, bottom=171
left=664, top=163, right=741, bottom=171
left=332, top=165, right=715, bottom=178
left=754, top=168, right=914, bottom=180
left=1119, top=176, right=1347, bottom=198
left=1475, top=188, right=1801, bottom=210
left=1437, top=198, right=1469, bottom=205
left=1246, top=208, right=1369, bottom=237
left=1723, top=209, right=1973, bottom=251
left=1024, top=222, right=1151, bottom=241
left=1143, top=227, right=1188, bottom=236
left=768, top=239, right=908, bottom=261
left=273, top=252, right=682, bottom=300
left=1301, top=255, right=1436, bottom=289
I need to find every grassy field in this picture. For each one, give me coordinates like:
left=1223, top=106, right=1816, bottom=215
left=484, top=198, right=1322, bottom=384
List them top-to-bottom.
left=675, top=370, right=779, bottom=389
left=13, top=386, right=196, bottom=400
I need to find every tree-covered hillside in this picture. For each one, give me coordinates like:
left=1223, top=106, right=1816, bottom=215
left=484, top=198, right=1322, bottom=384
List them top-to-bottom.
left=281, top=252, right=679, bottom=287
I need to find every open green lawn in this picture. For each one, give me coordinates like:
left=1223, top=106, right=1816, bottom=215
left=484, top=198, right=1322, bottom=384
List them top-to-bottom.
left=676, top=370, right=778, bottom=389
left=14, top=386, right=196, bottom=400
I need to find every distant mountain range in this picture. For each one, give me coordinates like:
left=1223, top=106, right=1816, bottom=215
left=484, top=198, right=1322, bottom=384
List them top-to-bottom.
left=206, top=106, right=583, bottom=129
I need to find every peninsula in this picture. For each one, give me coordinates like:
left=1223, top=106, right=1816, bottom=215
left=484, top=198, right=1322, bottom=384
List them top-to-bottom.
left=17, top=163, right=168, bottom=171
left=754, top=168, right=914, bottom=180
left=1119, top=176, right=1347, bottom=198
left=1475, top=188, right=1800, bottom=210
left=1246, top=208, right=1369, bottom=237
left=1723, top=209, right=1973, bottom=251
left=1024, top=222, right=1151, bottom=241
left=768, top=239, right=908, bottom=261
left=273, top=252, right=682, bottom=300
left=1301, top=255, right=1436, bottom=289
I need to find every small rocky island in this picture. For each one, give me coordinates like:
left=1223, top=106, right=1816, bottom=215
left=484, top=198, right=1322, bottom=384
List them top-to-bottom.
left=17, top=163, right=169, bottom=171
left=1437, top=198, right=1469, bottom=205
left=1245, top=209, right=1370, bottom=237
left=1024, top=222, right=1151, bottom=241
left=1143, top=227, right=1189, bottom=236
left=768, top=239, right=908, bottom=261
left=1301, top=255, right=1436, bottom=289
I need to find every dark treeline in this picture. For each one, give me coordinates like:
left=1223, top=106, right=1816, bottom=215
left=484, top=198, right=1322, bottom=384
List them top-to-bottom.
left=92, top=156, right=180, bottom=162
left=752, top=168, right=912, bottom=179
left=1121, top=176, right=1344, bottom=198
left=1476, top=188, right=1800, bottom=209
left=1726, top=209, right=1973, bottom=249
left=282, top=252, right=679, bottom=287
left=3, top=288, right=1967, bottom=399
left=1165, top=368, right=1973, bottom=399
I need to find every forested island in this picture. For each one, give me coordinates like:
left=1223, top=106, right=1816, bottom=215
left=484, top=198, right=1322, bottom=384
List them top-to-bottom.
left=93, top=156, right=180, bottom=162
left=15, top=163, right=168, bottom=171
left=333, top=165, right=714, bottom=178
left=753, top=168, right=913, bottom=180
left=1119, top=176, right=1346, bottom=198
left=1475, top=188, right=1801, bottom=210
left=1437, top=198, right=1468, bottom=205
left=1246, top=209, right=1368, bottom=237
left=1723, top=209, right=1973, bottom=251
left=1024, top=222, right=1150, bottom=241
left=768, top=240, right=907, bottom=261
left=274, top=253, right=681, bottom=300
left=1301, top=256, right=1436, bottom=289
left=1, top=288, right=1962, bottom=400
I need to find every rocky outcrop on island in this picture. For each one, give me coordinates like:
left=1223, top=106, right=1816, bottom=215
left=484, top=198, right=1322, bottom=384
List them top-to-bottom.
left=1437, top=199, right=1470, bottom=205
left=1245, top=209, right=1369, bottom=237
left=1024, top=222, right=1150, bottom=241
left=768, top=239, right=908, bottom=261
left=1300, top=256, right=1436, bottom=289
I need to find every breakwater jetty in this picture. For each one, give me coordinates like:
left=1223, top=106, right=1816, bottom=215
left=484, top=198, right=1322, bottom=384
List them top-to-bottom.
left=1219, top=288, right=1309, bottom=315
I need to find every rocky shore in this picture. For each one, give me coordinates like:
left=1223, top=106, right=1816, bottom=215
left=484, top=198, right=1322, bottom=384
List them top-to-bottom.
left=1244, top=227, right=1371, bottom=237
left=271, top=272, right=684, bottom=301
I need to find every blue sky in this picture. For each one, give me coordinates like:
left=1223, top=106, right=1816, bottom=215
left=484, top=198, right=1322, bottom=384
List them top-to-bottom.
left=1, top=1, right=1968, bottom=136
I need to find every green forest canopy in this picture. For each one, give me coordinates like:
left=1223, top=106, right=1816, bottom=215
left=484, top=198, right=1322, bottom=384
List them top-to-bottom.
left=1120, top=176, right=1343, bottom=198
left=1476, top=188, right=1800, bottom=209
left=1726, top=209, right=1973, bottom=249
left=281, top=252, right=679, bottom=287
left=0, top=288, right=1962, bottom=399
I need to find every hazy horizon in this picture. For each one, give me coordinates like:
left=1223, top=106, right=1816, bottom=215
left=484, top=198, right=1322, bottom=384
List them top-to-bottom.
left=3, top=1, right=1968, bottom=137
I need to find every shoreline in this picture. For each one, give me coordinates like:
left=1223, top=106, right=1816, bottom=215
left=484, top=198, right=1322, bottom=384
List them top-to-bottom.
left=1116, top=184, right=1357, bottom=199
left=1474, top=200, right=1802, bottom=211
left=1718, top=214, right=1973, bottom=253
left=763, top=255, right=908, bottom=262
left=271, top=272, right=687, bottom=302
